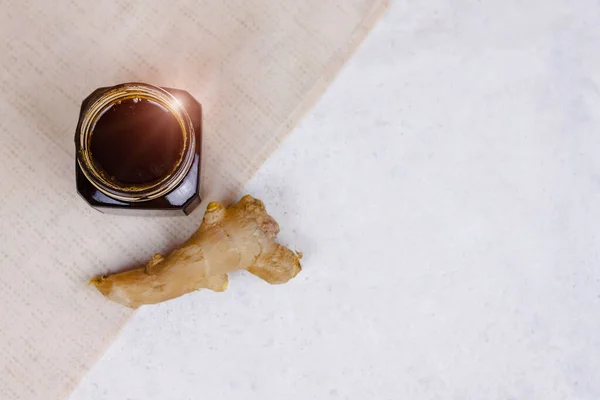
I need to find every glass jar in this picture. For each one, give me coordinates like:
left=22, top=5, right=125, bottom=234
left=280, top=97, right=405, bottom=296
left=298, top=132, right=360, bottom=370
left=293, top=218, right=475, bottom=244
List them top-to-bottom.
left=75, top=82, right=202, bottom=215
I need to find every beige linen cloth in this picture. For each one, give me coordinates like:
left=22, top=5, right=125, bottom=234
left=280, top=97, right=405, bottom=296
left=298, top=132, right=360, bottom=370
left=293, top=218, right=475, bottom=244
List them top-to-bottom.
left=0, top=1, right=388, bottom=399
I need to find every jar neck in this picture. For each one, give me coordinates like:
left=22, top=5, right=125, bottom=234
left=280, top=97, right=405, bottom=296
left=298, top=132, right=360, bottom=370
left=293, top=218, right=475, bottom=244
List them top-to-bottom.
left=77, top=83, right=195, bottom=202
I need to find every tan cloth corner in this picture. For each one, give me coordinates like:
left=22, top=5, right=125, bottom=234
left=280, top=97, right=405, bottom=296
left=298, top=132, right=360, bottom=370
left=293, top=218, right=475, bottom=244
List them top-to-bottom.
left=0, top=1, right=389, bottom=399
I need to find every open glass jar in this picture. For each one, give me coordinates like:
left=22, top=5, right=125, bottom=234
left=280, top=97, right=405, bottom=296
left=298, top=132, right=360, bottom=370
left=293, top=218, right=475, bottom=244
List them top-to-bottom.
left=75, top=82, right=202, bottom=215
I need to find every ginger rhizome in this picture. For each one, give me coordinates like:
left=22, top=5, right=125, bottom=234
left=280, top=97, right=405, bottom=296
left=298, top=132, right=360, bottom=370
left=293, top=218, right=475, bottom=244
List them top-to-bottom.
left=90, top=195, right=301, bottom=308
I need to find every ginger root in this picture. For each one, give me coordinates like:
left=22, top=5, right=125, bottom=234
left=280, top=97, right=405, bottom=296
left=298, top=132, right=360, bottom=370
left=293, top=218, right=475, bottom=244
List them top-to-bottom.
left=90, top=195, right=301, bottom=308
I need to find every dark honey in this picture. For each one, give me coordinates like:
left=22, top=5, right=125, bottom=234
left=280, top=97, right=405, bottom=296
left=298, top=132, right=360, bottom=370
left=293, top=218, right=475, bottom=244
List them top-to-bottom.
left=75, top=83, right=203, bottom=216
left=90, top=98, right=184, bottom=186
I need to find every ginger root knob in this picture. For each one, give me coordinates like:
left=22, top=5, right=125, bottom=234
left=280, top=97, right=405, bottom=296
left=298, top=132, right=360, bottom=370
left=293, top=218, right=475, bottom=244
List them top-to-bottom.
left=90, top=195, right=301, bottom=308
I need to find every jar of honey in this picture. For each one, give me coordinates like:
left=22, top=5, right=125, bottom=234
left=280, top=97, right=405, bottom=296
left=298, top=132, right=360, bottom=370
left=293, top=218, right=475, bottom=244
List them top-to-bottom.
left=75, top=83, right=202, bottom=215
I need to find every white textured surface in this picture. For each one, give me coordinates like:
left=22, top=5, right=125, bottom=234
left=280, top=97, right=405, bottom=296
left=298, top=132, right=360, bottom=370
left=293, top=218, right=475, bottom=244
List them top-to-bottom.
left=70, top=1, right=600, bottom=399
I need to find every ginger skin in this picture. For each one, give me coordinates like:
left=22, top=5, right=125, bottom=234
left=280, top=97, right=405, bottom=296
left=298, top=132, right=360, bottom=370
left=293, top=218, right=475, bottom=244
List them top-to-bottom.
left=90, top=195, right=301, bottom=308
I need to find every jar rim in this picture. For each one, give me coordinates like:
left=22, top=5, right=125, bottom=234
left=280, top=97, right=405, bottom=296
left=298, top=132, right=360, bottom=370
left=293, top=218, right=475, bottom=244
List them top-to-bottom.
left=76, top=82, right=196, bottom=202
